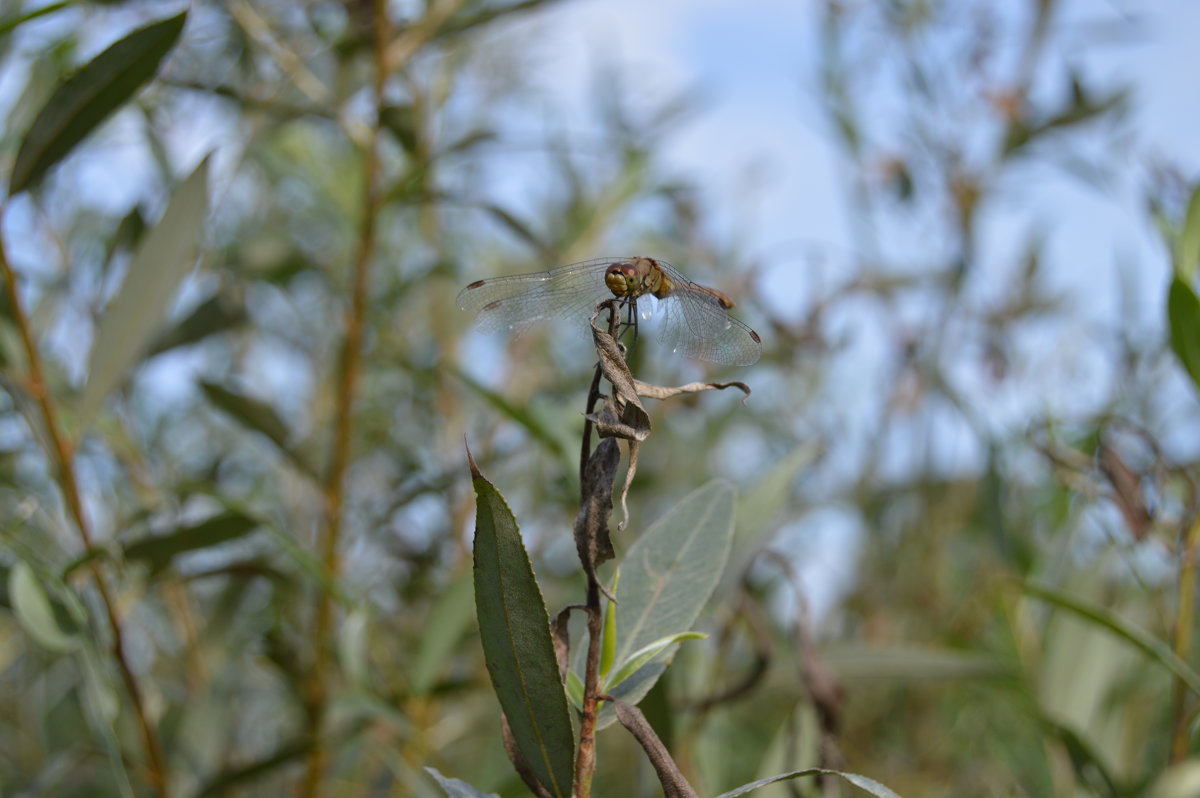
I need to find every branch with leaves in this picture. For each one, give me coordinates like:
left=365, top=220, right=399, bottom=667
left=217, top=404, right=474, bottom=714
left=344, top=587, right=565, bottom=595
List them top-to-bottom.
left=444, top=293, right=896, bottom=797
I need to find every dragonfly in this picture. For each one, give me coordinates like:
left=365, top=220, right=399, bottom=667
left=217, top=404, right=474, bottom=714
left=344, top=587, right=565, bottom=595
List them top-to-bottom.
left=457, top=256, right=761, bottom=366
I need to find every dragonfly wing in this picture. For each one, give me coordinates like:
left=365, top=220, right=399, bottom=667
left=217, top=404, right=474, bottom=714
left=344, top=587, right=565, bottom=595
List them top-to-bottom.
left=457, top=258, right=625, bottom=336
left=658, top=285, right=762, bottom=366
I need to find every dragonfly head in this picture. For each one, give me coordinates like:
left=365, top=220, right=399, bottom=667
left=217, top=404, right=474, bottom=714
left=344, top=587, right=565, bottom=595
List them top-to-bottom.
left=604, top=262, right=640, bottom=298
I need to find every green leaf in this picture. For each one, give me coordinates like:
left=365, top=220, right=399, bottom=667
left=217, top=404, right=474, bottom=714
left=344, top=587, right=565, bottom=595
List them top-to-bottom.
left=0, top=2, right=72, bottom=38
left=8, top=11, right=188, bottom=195
left=379, top=103, right=418, bottom=154
left=79, top=156, right=209, bottom=424
left=1180, top=183, right=1200, bottom=282
left=1168, top=276, right=1200, bottom=393
left=147, top=294, right=246, bottom=357
left=452, top=367, right=574, bottom=468
left=199, top=380, right=316, bottom=477
left=200, top=380, right=288, bottom=448
left=722, top=443, right=819, bottom=592
left=736, top=443, right=817, bottom=545
left=470, top=456, right=574, bottom=797
left=608, top=481, right=734, bottom=693
left=581, top=482, right=735, bottom=728
left=124, top=511, right=261, bottom=576
left=8, top=559, right=82, bottom=653
left=600, top=570, right=619, bottom=680
left=411, top=573, right=476, bottom=696
left=1023, top=581, right=1200, bottom=695
left=338, top=603, right=371, bottom=689
left=606, top=631, right=706, bottom=690
left=819, top=645, right=1010, bottom=681
left=565, top=669, right=584, bottom=710
left=1036, top=713, right=1122, bottom=798
left=193, top=737, right=313, bottom=798
left=1148, top=760, right=1200, bottom=798
left=425, top=767, right=500, bottom=798
left=715, top=769, right=902, bottom=798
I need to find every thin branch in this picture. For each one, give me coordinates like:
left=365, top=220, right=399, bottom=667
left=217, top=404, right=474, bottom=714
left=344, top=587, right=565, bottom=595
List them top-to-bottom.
left=300, top=1, right=390, bottom=793
left=0, top=204, right=170, bottom=796
left=1171, top=511, right=1200, bottom=761
left=574, top=580, right=603, bottom=798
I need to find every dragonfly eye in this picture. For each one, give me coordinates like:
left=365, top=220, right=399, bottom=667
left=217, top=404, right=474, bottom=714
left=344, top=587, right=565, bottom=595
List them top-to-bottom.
left=604, top=263, right=638, bottom=297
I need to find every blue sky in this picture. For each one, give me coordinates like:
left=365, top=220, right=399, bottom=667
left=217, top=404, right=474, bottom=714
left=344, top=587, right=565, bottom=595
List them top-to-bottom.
left=521, top=0, right=1196, bottom=320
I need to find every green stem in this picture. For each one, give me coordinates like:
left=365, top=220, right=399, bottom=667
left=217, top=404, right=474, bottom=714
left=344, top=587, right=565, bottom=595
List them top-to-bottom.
left=300, top=3, right=389, bottom=793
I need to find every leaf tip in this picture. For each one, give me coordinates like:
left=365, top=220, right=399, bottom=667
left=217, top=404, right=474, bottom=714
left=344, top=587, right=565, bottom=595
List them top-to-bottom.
left=465, top=438, right=482, bottom=479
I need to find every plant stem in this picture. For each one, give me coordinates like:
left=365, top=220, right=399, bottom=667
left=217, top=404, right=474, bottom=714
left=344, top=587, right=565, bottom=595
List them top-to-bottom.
left=301, top=2, right=389, bottom=793
left=0, top=205, right=170, bottom=796
left=1171, top=512, right=1200, bottom=761
left=575, top=579, right=603, bottom=798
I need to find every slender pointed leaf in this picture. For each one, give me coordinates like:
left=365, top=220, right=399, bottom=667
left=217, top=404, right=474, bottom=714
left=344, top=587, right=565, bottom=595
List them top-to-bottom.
left=0, top=2, right=72, bottom=38
left=9, top=11, right=187, bottom=195
left=80, top=156, right=209, bottom=423
left=1179, top=183, right=1200, bottom=281
left=1169, top=276, right=1200, bottom=394
left=147, top=294, right=245, bottom=357
left=453, top=367, right=574, bottom=466
left=199, top=381, right=292, bottom=455
left=721, top=443, right=819, bottom=593
left=735, top=443, right=818, bottom=546
left=470, top=456, right=574, bottom=797
left=123, top=511, right=260, bottom=577
left=600, top=571, right=619, bottom=679
left=411, top=573, right=476, bottom=696
left=1024, top=580, right=1200, bottom=694
left=338, top=603, right=371, bottom=689
left=607, top=632, right=706, bottom=690
left=819, top=645, right=1010, bottom=681
left=565, top=669, right=585, bottom=710
left=1037, top=713, right=1122, bottom=798
left=193, top=737, right=313, bottom=798
left=716, top=769, right=902, bottom=798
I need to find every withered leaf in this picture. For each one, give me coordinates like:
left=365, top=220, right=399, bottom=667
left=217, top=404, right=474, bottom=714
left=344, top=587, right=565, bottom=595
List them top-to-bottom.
left=634, top=379, right=751, bottom=401
left=585, top=394, right=650, bottom=442
left=575, top=437, right=619, bottom=587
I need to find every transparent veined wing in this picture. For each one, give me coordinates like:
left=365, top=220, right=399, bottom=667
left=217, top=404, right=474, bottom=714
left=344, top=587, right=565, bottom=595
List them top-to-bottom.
left=458, top=256, right=762, bottom=365
left=457, top=258, right=622, bottom=335
left=656, top=281, right=762, bottom=366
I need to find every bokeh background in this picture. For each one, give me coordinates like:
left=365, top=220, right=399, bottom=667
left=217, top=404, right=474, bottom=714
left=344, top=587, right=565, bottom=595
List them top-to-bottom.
left=1, top=1, right=1198, bottom=796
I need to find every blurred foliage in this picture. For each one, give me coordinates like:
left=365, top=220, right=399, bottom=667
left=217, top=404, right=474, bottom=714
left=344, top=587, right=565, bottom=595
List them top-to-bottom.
left=0, top=1, right=1197, bottom=797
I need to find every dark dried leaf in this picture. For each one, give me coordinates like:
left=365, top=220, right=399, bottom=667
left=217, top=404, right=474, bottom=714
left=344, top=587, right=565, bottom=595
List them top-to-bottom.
left=591, top=305, right=646, bottom=413
left=634, top=379, right=752, bottom=401
left=584, top=395, right=650, bottom=442
left=574, top=437, right=619, bottom=587
left=552, top=607, right=574, bottom=682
